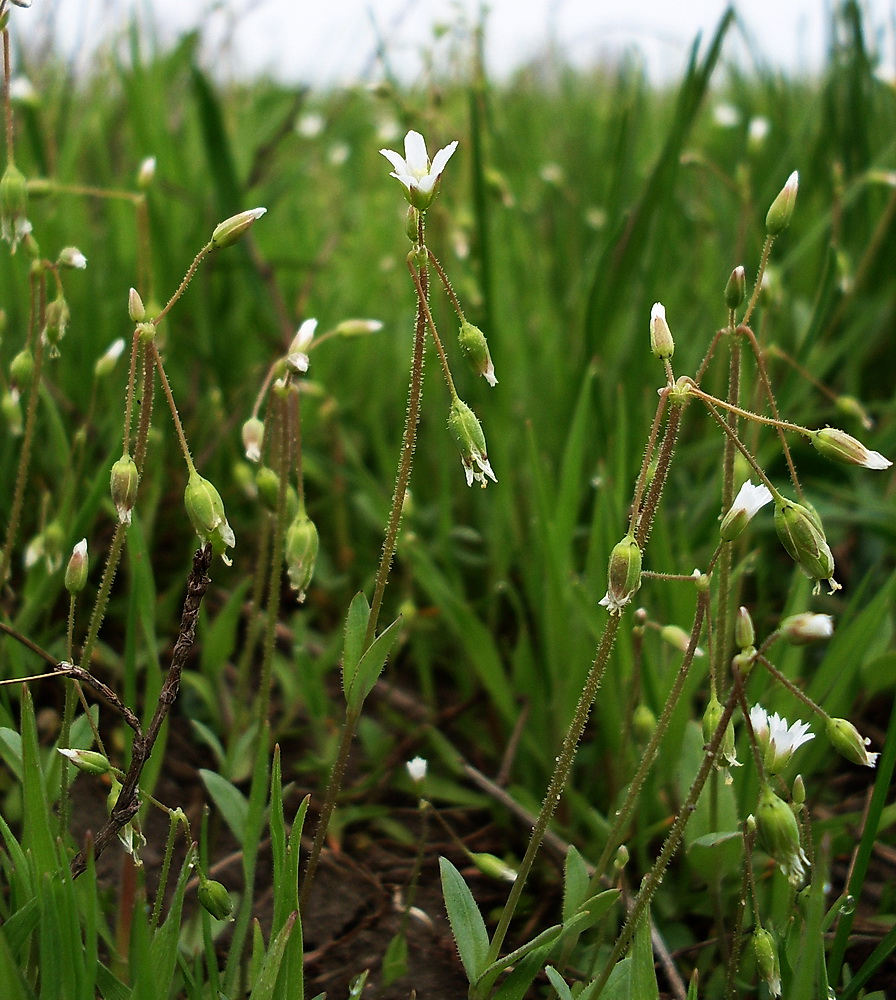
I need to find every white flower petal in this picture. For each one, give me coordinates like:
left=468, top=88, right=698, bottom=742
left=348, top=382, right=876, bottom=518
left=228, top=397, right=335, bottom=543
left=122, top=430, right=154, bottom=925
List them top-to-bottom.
left=403, top=130, right=429, bottom=174
left=429, top=140, right=458, bottom=178
left=379, top=148, right=409, bottom=174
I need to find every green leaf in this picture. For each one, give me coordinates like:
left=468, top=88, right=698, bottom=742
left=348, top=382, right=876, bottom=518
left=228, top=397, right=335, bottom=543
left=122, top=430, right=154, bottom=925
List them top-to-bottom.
left=340, top=592, right=370, bottom=704
left=345, top=615, right=402, bottom=712
left=20, top=688, right=57, bottom=874
left=200, top=769, right=248, bottom=842
left=687, top=830, right=743, bottom=883
left=562, top=846, right=589, bottom=924
left=439, top=857, right=489, bottom=983
left=630, top=906, right=659, bottom=1000
left=248, top=913, right=297, bottom=1000
left=0, top=926, right=36, bottom=1000
left=381, top=932, right=409, bottom=987
left=544, top=967, right=574, bottom=1000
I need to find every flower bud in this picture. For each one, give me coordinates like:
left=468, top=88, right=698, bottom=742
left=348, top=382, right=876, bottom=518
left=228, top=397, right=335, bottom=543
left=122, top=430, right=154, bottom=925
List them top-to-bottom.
left=137, top=156, right=156, bottom=189
left=1, top=162, right=31, bottom=253
left=765, top=171, right=799, bottom=235
left=210, top=207, right=267, bottom=249
left=54, top=249, right=85, bottom=274
left=724, top=265, right=746, bottom=310
left=128, top=287, right=146, bottom=323
left=44, top=293, right=70, bottom=355
left=649, top=302, right=674, bottom=360
left=333, top=318, right=384, bottom=336
left=458, top=320, right=497, bottom=386
left=95, top=338, right=126, bottom=378
left=10, top=347, right=34, bottom=390
left=2, top=389, right=23, bottom=435
left=834, top=395, right=873, bottom=431
left=448, top=397, right=496, bottom=488
left=241, top=417, right=264, bottom=463
left=810, top=426, right=891, bottom=470
left=110, top=455, right=140, bottom=524
left=255, top=466, right=281, bottom=512
left=184, top=470, right=235, bottom=564
left=720, top=481, right=772, bottom=541
left=773, top=499, right=839, bottom=594
left=285, top=510, right=318, bottom=601
left=599, top=534, right=642, bottom=615
left=65, top=538, right=89, bottom=594
left=735, top=606, right=754, bottom=651
left=779, top=612, right=833, bottom=645
left=660, top=624, right=704, bottom=657
left=732, top=649, right=756, bottom=678
left=702, top=695, right=738, bottom=774
left=632, top=704, right=656, bottom=743
left=825, top=717, right=879, bottom=768
left=58, top=747, right=110, bottom=775
left=406, top=757, right=427, bottom=783
left=792, top=774, right=806, bottom=806
left=755, top=785, right=809, bottom=885
left=613, top=845, right=630, bottom=872
left=469, top=853, right=517, bottom=882
left=198, top=878, right=234, bottom=921
left=752, top=927, right=782, bottom=997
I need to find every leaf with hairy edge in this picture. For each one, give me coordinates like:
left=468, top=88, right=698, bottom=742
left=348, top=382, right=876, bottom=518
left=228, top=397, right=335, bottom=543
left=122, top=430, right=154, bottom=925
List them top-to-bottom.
left=341, top=592, right=370, bottom=705
left=345, top=615, right=402, bottom=712
left=439, top=857, right=489, bottom=983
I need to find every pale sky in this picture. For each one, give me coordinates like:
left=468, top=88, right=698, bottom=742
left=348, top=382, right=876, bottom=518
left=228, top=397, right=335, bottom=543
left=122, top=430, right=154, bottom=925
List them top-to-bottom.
left=11, top=0, right=896, bottom=85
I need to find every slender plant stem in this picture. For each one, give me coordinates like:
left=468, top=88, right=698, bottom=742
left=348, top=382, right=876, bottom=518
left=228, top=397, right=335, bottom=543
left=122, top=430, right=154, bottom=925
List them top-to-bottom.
left=741, top=235, right=774, bottom=327
left=153, top=244, right=212, bottom=326
left=78, top=523, right=127, bottom=671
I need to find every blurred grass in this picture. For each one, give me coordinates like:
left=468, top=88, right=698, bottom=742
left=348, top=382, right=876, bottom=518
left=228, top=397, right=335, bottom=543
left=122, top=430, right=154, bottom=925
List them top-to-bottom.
left=0, top=0, right=894, bottom=991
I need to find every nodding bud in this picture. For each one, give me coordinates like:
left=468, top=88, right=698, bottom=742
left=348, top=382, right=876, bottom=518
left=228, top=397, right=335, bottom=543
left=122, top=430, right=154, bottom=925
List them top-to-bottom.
left=137, top=156, right=156, bottom=189
left=0, top=162, right=31, bottom=253
left=765, top=171, right=799, bottom=235
left=210, top=207, right=267, bottom=249
left=57, top=246, right=87, bottom=269
left=724, top=265, right=746, bottom=309
left=128, top=288, right=146, bottom=322
left=44, top=293, right=70, bottom=353
left=649, top=302, right=674, bottom=360
left=333, top=318, right=384, bottom=336
left=458, top=320, right=497, bottom=386
left=95, top=338, right=126, bottom=379
left=10, top=347, right=35, bottom=390
left=2, top=389, right=23, bottom=435
left=448, top=397, right=496, bottom=488
left=241, top=417, right=264, bottom=463
left=810, top=426, right=891, bottom=470
left=110, top=455, right=140, bottom=524
left=184, top=470, right=235, bottom=564
left=720, top=481, right=773, bottom=542
left=773, top=499, right=839, bottom=594
left=285, top=510, right=319, bottom=602
left=599, top=534, right=642, bottom=615
left=65, top=538, right=89, bottom=594
left=735, top=606, right=755, bottom=650
left=779, top=612, right=833, bottom=644
left=660, top=624, right=704, bottom=657
left=702, top=695, right=738, bottom=774
left=632, top=704, right=657, bottom=743
left=825, top=717, right=879, bottom=768
left=58, top=747, right=110, bottom=775
left=406, top=756, right=428, bottom=783
left=755, top=785, right=809, bottom=885
left=469, top=853, right=517, bottom=882
left=198, top=878, right=234, bottom=921
left=752, top=928, right=782, bottom=998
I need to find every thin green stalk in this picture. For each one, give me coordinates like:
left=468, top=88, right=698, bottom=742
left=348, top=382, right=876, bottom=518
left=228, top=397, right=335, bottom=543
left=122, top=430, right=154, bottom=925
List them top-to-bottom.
left=741, top=235, right=774, bottom=327
left=78, top=523, right=127, bottom=671
left=58, top=593, right=78, bottom=835
left=484, top=615, right=621, bottom=968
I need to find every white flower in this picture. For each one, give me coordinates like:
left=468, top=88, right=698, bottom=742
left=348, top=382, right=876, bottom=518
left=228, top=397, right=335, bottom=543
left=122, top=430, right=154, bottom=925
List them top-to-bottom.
left=713, top=103, right=741, bottom=127
left=296, top=112, right=325, bottom=138
left=748, top=116, right=770, bottom=145
left=380, top=130, right=458, bottom=210
left=286, top=318, right=317, bottom=373
left=720, top=480, right=773, bottom=541
left=779, top=612, right=834, bottom=645
left=750, top=705, right=814, bottom=775
left=406, top=757, right=428, bottom=783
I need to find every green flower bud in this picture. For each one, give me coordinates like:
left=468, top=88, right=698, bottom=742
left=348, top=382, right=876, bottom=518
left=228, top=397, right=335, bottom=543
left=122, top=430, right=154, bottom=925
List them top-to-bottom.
left=137, top=156, right=156, bottom=189
left=1, top=162, right=31, bottom=253
left=765, top=171, right=799, bottom=235
left=405, top=205, right=419, bottom=242
left=210, top=207, right=266, bottom=249
left=57, top=246, right=87, bottom=270
left=724, top=265, right=746, bottom=310
left=128, top=287, right=146, bottom=322
left=44, top=293, right=70, bottom=355
left=649, top=302, right=674, bottom=360
left=332, top=318, right=384, bottom=336
left=458, top=320, right=497, bottom=386
left=94, top=338, right=126, bottom=379
left=10, top=347, right=34, bottom=390
left=2, top=389, right=23, bottom=435
left=834, top=395, right=873, bottom=431
left=448, top=397, right=496, bottom=488
left=241, top=417, right=264, bottom=463
left=810, top=426, right=891, bottom=470
left=110, top=455, right=140, bottom=524
left=256, top=466, right=283, bottom=512
left=184, top=470, right=235, bottom=564
left=720, top=481, right=772, bottom=541
left=774, top=498, right=839, bottom=594
left=285, top=510, right=319, bottom=601
left=599, top=534, right=642, bottom=615
left=64, top=538, right=89, bottom=594
left=734, top=606, right=754, bottom=651
left=779, top=612, right=833, bottom=645
left=660, top=624, right=703, bottom=657
left=732, top=649, right=756, bottom=678
left=702, top=694, right=738, bottom=774
left=632, top=704, right=657, bottom=743
left=825, top=717, right=879, bottom=768
left=58, top=747, right=110, bottom=775
left=792, top=774, right=806, bottom=806
left=755, top=784, right=809, bottom=885
left=613, top=845, right=630, bottom=872
left=469, top=853, right=517, bottom=882
left=198, top=878, right=234, bottom=921
left=752, top=927, right=782, bottom=997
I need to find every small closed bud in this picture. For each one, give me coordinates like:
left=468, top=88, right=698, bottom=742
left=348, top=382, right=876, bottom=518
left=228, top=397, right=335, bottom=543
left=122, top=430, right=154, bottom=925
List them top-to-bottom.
left=137, top=156, right=156, bottom=189
left=1, top=162, right=31, bottom=253
left=765, top=170, right=799, bottom=235
left=405, top=205, right=419, bottom=242
left=210, top=207, right=266, bottom=249
left=57, top=246, right=87, bottom=270
left=724, top=265, right=746, bottom=309
left=128, top=288, right=146, bottom=322
left=44, top=293, right=70, bottom=354
left=649, top=302, right=674, bottom=360
left=286, top=318, right=316, bottom=373
left=333, top=318, right=384, bottom=336
left=458, top=320, right=497, bottom=386
left=95, top=338, right=126, bottom=378
left=10, top=347, right=34, bottom=389
left=2, top=389, right=23, bottom=434
left=834, top=395, right=873, bottom=431
left=448, top=397, right=496, bottom=488
left=241, top=417, right=264, bottom=463
left=810, top=426, right=891, bottom=470
left=110, top=455, right=140, bottom=524
left=255, top=466, right=281, bottom=512
left=184, top=470, right=235, bottom=564
left=720, top=481, right=773, bottom=541
left=774, top=498, right=839, bottom=594
left=284, top=510, right=319, bottom=601
left=599, top=534, right=642, bottom=615
left=65, top=538, right=89, bottom=594
left=735, top=606, right=755, bottom=651
left=779, top=612, right=833, bottom=645
left=660, top=624, right=704, bottom=657
left=732, top=649, right=756, bottom=678
left=702, top=694, right=739, bottom=776
left=632, top=704, right=657, bottom=743
left=825, top=717, right=879, bottom=768
left=58, top=747, right=110, bottom=775
left=406, top=757, right=427, bottom=784
left=792, top=774, right=806, bottom=806
left=755, top=785, right=809, bottom=885
left=613, top=845, right=630, bottom=872
left=469, top=853, right=517, bottom=882
left=198, top=878, right=234, bottom=921
left=752, top=927, right=782, bottom=997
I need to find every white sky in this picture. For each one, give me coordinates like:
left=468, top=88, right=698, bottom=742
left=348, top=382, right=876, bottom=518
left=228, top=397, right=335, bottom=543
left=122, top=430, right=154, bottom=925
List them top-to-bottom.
left=11, top=0, right=896, bottom=85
